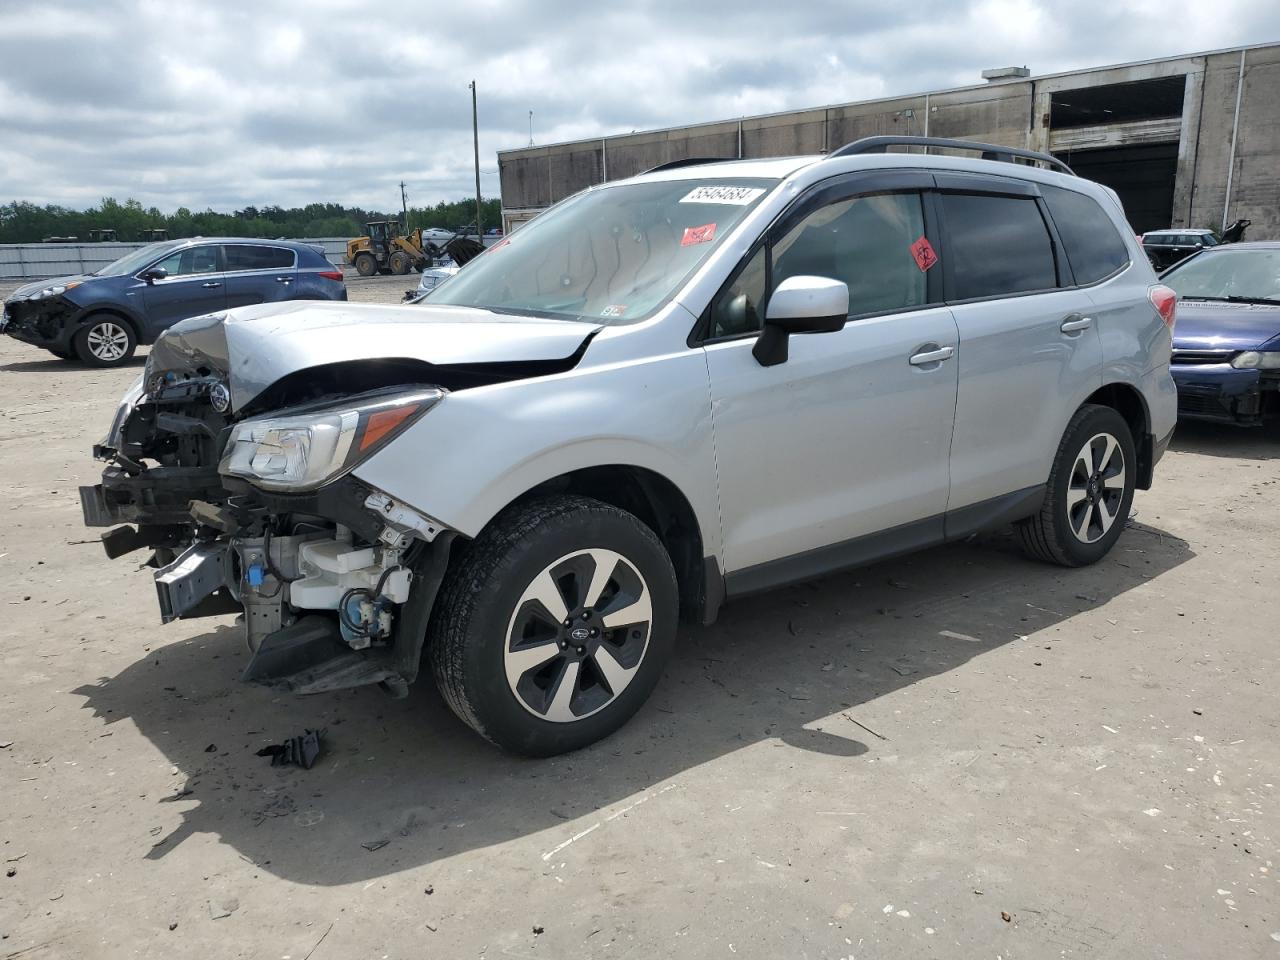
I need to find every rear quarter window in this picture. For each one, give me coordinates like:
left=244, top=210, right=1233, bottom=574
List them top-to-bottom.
left=1041, top=185, right=1130, bottom=285
left=941, top=193, right=1057, bottom=300
left=224, top=245, right=295, bottom=271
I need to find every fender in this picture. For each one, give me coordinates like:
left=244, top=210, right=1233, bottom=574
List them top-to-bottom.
left=351, top=347, right=724, bottom=562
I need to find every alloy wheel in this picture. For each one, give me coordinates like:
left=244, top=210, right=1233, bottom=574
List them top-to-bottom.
left=86, top=322, right=130, bottom=362
left=1066, top=431, right=1126, bottom=544
left=504, top=548, right=653, bottom=723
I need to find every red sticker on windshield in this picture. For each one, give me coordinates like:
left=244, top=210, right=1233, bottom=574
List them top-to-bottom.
left=682, top=223, right=717, bottom=246
left=910, top=235, right=938, bottom=272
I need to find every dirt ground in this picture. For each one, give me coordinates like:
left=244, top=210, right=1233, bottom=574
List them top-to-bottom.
left=1, top=274, right=1278, bottom=959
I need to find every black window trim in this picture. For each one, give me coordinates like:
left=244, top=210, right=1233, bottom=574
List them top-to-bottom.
left=691, top=169, right=943, bottom=346
left=221, top=243, right=298, bottom=274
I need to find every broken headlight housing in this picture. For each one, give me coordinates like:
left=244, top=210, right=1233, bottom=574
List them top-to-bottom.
left=220, top=388, right=444, bottom=491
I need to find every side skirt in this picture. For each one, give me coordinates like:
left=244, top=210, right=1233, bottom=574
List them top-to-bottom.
left=720, top=485, right=1045, bottom=601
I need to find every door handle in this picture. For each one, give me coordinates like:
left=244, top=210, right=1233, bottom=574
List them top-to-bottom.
left=276, top=276, right=293, bottom=283
left=201, top=281, right=222, bottom=289
left=1060, top=315, right=1093, bottom=333
left=909, top=345, right=955, bottom=366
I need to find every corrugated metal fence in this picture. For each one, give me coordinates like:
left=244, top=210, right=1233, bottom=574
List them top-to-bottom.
left=0, top=238, right=352, bottom=280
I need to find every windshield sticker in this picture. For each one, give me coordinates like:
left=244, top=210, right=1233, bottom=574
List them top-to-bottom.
left=679, top=185, right=766, bottom=205
left=681, top=223, right=717, bottom=246
left=910, top=235, right=939, bottom=272
left=601, top=304, right=628, bottom=318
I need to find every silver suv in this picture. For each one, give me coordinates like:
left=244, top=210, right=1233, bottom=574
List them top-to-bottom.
left=81, top=136, right=1177, bottom=756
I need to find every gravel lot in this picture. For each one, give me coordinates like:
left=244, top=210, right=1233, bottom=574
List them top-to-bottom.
left=1, top=275, right=1278, bottom=958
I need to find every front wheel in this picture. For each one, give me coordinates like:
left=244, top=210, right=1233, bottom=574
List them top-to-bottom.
left=73, top=316, right=136, bottom=367
left=1018, top=404, right=1136, bottom=566
left=429, top=496, right=678, bottom=756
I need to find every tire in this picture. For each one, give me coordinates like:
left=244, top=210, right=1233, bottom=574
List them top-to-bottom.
left=388, top=251, right=412, bottom=275
left=354, top=253, right=379, bottom=277
left=73, top=316, right=136, bottom=367
left=47, top=346, right=73, bottom=360
left=1017, top=404, right=1136, bottom=567
left=429, top=495, right=678, bottom=756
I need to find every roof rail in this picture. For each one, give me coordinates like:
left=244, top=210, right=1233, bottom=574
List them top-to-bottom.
left=828, top=136, right=1075, bottom=175
left=642, top=156, right=737, bottom=174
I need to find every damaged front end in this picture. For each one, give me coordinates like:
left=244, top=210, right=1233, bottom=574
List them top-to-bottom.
left=1, top=289, right=79, bottom=349
left=80, top=301, right=600, bottom=698
left=81, top=359, right=454, bottom=698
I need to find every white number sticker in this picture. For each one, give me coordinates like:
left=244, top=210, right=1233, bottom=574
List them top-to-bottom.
left=679, top=186, right=766, bottom=205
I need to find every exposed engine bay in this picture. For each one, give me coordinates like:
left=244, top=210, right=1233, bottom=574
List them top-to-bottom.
left=79, top=302, right=600, bottom=698
left=81, top=369, right=456, bottom=697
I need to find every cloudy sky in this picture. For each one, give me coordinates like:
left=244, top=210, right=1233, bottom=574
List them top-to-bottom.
left=0, top=0, right=1276, bottom=213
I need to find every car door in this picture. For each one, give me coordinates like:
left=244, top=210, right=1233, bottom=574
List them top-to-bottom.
left=701, top=175, right=959, bottom=590
left=936, top=176, right=1101, bottom=519
left=141, top=244, right=227, bottom=334
left=222, top=244, right=298, bottom=308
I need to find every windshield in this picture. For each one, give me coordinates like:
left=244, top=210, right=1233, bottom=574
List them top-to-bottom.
left=427, top=177, right=777, bottom=323
left=94, top=240, right=185, bottom=277
left=1165, top=248, right=1280, bottom=303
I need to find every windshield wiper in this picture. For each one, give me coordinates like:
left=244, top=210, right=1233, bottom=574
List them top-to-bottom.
left=1181, top=295, right=1280, bottom=305
left=1224, top=295, right=1280, bottom=305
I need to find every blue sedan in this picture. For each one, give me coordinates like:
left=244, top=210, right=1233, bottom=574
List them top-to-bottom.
left=1, top=238, right=346, bottom=366
left=1163, top=241, right=1280, bottom=426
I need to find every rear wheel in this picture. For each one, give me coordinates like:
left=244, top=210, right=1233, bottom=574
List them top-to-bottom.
left=389, top=251, right=412, bottom=275
left=353, top=252, right=379, bottom=277
left=73, top=316, right=136, bottom=367
left=1018, top=404, right=1135, bottom=566
left=429, top=496, right=678, bottom=756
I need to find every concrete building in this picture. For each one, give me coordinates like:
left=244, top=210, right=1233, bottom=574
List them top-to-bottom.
left=498, top=43, right=1280, bottom=238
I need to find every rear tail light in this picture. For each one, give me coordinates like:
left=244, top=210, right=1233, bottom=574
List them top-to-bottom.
left=318, top=270, right=344, bottom=282
left=1149, top=284, right=1176, bottom=329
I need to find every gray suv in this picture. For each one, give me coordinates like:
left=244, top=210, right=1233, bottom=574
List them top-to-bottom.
left=81, top=137, right=1177, bottom=756
left=2, top=238, right=346, bottom=366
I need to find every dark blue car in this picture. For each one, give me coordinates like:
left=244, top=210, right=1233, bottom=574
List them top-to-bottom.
left=1, top=237, right=346, bottom=367
left=1163, top=241, right=1280, bottom=426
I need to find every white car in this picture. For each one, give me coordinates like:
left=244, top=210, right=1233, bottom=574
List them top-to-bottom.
left=82, top=136, right=1177, bottom=757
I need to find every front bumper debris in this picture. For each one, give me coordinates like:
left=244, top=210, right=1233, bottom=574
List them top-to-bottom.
left=1, top=296, right=77, bottom=349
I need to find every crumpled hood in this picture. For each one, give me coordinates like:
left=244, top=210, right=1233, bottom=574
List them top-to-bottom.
left=7, top=274, right=91, bottom=302
left=146, top=300, right=602, bottom=411
left=1172, top=300, right=1280, bottom=352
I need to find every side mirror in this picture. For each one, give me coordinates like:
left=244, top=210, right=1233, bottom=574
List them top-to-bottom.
left=140, top=267, right=168, bottom=284
left=752, top=276, right=849, bottom=367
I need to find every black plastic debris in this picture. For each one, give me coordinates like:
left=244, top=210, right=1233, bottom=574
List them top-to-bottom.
left=255, top=728, right=325, bottom=769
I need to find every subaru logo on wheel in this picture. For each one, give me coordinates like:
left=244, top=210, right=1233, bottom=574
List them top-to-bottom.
left=570, top=627, right=591, bottom=642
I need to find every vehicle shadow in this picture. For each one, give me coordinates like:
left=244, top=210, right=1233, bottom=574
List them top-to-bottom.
left=0, top=354, right=147, bottom=373
left=1169, top=419, right=1279, bottom=460
left=72, top=521, right=1192, bottom=886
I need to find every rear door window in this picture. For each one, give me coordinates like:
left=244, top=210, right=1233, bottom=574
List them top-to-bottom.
left=1041, top=185, right=1130, bottom=285
left=940, top=193, right=1057, bottom=300
left=224, top=245, right=295, bottom=272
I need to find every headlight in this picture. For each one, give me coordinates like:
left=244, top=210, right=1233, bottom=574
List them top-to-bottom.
left=32, top=281, right=80, bottom=300
left=1231, top=351, right=1280, bottom=369
left=220, top=388, right=444, bottom=491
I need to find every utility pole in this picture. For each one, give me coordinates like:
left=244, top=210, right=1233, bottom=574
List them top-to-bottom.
left=469, top=80, right=483, bottom=238
left=528, top=110, right=534, bottom=147
left=400, top=180, right=408, bottom=230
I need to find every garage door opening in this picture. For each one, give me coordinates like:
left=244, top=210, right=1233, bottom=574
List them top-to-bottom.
left=1054, top=142, right=1179, bottom=234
